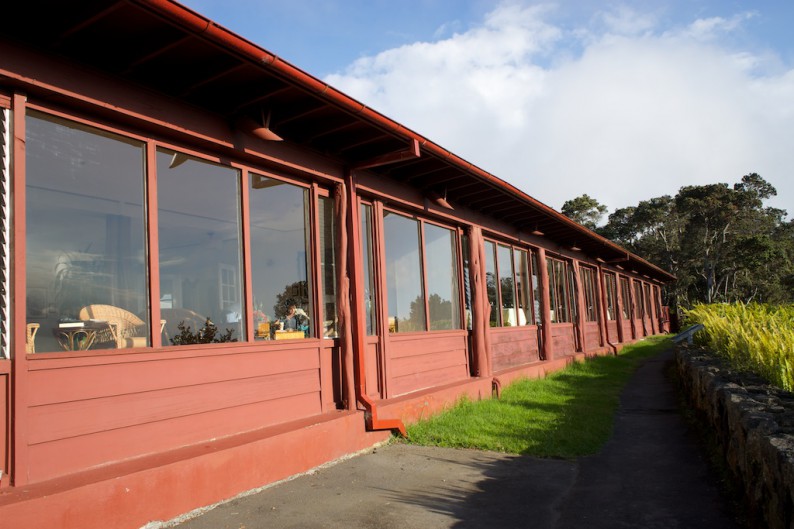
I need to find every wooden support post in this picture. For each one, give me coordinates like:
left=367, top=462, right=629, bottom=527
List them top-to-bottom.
left=536, top=247, right=553, bottom=361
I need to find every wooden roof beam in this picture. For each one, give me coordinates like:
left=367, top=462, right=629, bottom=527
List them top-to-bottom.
left=352, top=139, right=420, bottom=171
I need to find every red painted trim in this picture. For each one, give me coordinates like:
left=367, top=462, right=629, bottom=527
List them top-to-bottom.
left=11, top=92, right=29, bottom=486
left=145, top=142, right=163, bottom=348
left=240, top=169, right=254, bottom=343
left=345, top=172, right=405, bottom=436
left=309, top=183, right=321, bottom=339
left=372, top=200, right=390, bottom=397
left=418, top=221, right=431, bottom=332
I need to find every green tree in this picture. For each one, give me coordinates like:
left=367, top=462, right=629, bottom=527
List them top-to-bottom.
left=592, top=173, right=792, bottom=311
left=561, top=194, right=608, bottom=230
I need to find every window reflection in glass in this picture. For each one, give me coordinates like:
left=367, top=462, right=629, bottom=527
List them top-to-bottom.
left=25, top=112, right=149, bottom=352
left=158, top=149, right=243, bottom=344
left=248, top=174, right=312, bottom=340
left=319, top=196, right=337, bottom=338
left=360, top=204, right=377, bottom=336
left=383, top=211, right=425, bottom=332
left=424, top=223, right=460, bottom=330
left=461, top=235, right=472, bottom=330
left=484, top=241, right=499, bottom=327
left=497, top=245, right=516, bottom=327
left=514, top=249, right=532, bottom=326
left=530, top=251, right=542, bottom=324
left=547, top=258, right=572, bottom=323
left=568, top=265, right=578, bottom=322
left=581, top=267, right=598, bottom=322
left=605, top=273, right=618, bottom=321
left=620, top=277, right=632, bottom=320
left=634, top=281, right=644, bottom=318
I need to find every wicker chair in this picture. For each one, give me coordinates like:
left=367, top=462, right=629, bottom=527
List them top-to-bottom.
left=78, top=305, right=164, bottom=349
left=26, top=322, right=40, bottom=353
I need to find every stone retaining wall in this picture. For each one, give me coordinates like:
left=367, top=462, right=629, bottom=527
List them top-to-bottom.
left=675, top=346, right=794, bottom=529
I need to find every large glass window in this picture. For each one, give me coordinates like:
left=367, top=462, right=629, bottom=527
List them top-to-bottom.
left=26, top=112, right=149, bottom=352
left=157, top=149, right=243, bottom=344
left=247, top=174, right=312, bottom=340
left=319, top=196, right=337, bottom=338
left=360, top=204, right=377, bottom=335
left=383, top=211, right=425, bottom=332
left=424, top=224, right=461, bottom=330
left=484, top=241, right=499, bottom=327
left=497, top=245, right=516, bottom=326
left=514, top=249, right=533, bottom=326
left=530, top=251, right=542, bottom=324
left=547, top=257, right=574, bottom=323
left=580, top=266, right=599, bottom=322
left=605, top=273, right=618, bottom=321
left=620, top=277, right=632, bottom=320
left=633, top=281, right=644, bottom=318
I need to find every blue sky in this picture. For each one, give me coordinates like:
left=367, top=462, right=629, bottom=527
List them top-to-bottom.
left=182, top=0, right=794, bottom=219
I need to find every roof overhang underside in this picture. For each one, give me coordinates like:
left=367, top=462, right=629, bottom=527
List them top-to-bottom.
left=0, top=0, right=675, bottom=283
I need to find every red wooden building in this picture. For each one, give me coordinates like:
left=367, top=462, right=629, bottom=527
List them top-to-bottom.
left=0, top=2, right=674, bottom=527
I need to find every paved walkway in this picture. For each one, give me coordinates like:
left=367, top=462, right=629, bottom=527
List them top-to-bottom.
left=168, top=348, right=742, bottom=529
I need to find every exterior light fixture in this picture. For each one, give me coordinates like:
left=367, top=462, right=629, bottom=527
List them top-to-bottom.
left=237, top=109, right=283, bottom=142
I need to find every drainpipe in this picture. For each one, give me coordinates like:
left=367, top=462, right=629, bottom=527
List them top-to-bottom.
left=342, top=173, right=406, bottom=437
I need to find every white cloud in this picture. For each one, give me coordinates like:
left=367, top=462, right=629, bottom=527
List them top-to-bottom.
left=325, top=2, right=794, bottom=219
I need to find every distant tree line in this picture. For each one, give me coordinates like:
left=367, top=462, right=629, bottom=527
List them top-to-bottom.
left=561, top=174, right=794, bottom=311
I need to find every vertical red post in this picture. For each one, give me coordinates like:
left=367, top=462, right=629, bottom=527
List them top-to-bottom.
left=10, top=92, right=29, bottom=485
left=145, top=142, right=163, bottom=348
left=467, top=225, right=490, bottom=377
left=536, top=247, right=553, bottom=361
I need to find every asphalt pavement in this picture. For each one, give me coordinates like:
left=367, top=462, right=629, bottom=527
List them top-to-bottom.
left=164, top=348, right=742, bottom=529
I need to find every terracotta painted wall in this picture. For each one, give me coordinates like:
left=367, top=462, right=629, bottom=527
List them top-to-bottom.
left=606, top=320, right=620, bottom=344
left=583, top=321, right=601, bottom=351
left=550, top=323, right=576, bottom=355
left=490, top=326, right=540, bottom=372
left=386, top=332, right=469, bottom=398
left=24, top=343, right=332, bottom=482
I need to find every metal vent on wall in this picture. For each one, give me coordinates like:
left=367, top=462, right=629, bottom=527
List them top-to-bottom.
left=0, top=109, right=9, bottom=359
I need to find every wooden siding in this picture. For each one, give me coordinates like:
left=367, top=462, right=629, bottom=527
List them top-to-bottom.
left=634, top=317, right=647, bottom=337
left=622, top=319, right=635, bottom=341
left=606, top=320, right=620, bottom=344
left=583, top=321, right=601, bottom=351
left=551, top=323, right=576, bottom=355
left=490, top=326, right=540, bottom=372
left=386, top=332, right=469, bottom=397
left=364, top=339, right=381, bottom=399
left=24, top=344, right=329, bottom=482
left=1, top=372, right=6, bottom=486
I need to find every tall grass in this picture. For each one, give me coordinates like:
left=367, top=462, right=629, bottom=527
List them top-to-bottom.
left=684, top=303, right=794, bottom=391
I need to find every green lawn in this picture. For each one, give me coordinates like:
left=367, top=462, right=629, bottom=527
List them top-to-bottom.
left=406, top=335, right=671, bottom=458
